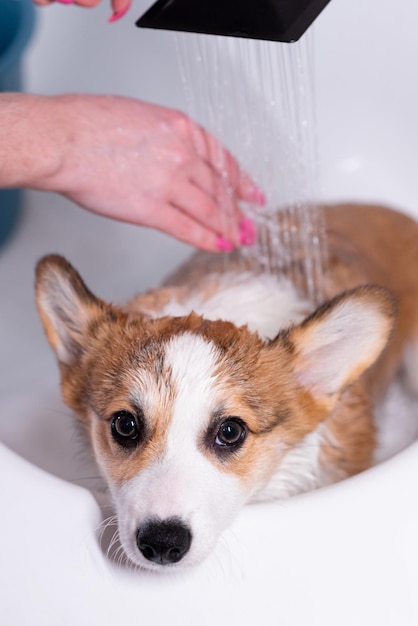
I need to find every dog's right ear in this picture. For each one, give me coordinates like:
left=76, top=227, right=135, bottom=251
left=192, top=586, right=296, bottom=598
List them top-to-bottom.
left=35, top=254, right=108, bottom=366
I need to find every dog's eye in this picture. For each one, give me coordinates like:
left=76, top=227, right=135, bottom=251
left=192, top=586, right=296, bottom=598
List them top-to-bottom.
left=111, top=410, right=142, bottom=449
left=215, top=418, right=247, bottom=448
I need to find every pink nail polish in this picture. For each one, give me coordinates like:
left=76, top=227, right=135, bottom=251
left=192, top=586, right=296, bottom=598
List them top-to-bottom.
left=56, top=0, right=74, bottom=4
left=108, top=3, right=130, bottom=22
left=252, top=187, right=266, bottom=206
left=239, top=218, right=257, bottom=246
left=216, top=237, right=235, bottom=252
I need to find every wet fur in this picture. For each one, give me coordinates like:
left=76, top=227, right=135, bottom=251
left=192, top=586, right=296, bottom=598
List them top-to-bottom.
left=35, top=203, right=418, bottom=570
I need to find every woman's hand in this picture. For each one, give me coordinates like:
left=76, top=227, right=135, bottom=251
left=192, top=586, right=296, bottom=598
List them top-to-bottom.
left=1, top=94, right=262, bottom=250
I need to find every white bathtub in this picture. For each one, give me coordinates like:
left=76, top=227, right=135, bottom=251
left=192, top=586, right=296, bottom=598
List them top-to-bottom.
left=1, top=0, right=418, bottom=624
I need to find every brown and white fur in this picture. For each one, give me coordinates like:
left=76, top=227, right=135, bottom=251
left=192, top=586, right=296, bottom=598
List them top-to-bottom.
left=35, top=203, right=418, bottom=571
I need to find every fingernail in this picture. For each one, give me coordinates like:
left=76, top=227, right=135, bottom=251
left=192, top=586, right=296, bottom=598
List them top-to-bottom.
left=55, top=0, right=74, bottom=4
left=108, top=2, right=130, bottom=22
left=252, top=187, right=266, bottom=206
left=239, top=218, right=257, bottom=246
left=216, top=236, right=235, bottom=252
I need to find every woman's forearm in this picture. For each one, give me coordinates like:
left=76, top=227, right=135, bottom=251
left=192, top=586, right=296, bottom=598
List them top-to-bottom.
left=0, top=93, right=65, bottom=190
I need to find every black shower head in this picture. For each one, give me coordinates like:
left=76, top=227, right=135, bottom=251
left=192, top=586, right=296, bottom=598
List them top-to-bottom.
left=136, top=0, right=331, bottom=43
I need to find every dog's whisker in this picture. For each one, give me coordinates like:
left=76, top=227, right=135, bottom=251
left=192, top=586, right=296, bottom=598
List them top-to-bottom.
left=96, top=515, right=119, bottom=547
left=96, top=515, right=118, bottom=536
left=212, top=531, right=243, bottom=582
left=107, top=534, right=121, bottom=560
left=117, top=547, right=131, bottom=570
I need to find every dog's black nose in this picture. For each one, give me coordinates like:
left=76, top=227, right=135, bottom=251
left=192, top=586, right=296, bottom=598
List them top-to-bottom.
left=136, top=517, right=192, bottom=565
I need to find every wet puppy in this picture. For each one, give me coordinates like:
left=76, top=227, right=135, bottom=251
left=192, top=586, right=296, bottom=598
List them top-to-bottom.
left=35, top=203, right=418, bottom=571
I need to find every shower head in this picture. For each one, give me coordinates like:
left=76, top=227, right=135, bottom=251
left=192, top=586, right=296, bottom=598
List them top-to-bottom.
left=136, top=0, right=331, bottom=43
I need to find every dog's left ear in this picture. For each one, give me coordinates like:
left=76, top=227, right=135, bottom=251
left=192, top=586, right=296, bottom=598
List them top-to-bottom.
left=282, top=286, right=396, bottom=405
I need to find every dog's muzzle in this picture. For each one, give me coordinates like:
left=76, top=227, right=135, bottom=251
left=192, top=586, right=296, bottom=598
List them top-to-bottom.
left=136, top=516, right=192, bottom=565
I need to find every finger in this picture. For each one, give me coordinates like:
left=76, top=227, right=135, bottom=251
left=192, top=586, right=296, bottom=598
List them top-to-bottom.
left=42, top=0, right=101, bottom=5
left=74, top=0, right=102, bottom=6
left=108, top=0, right=131, bottom=21
left=191, top=124, right=265, bottom=205
left=209, top=141, right=265, bottom=205
left=223, top=147, right=266, bottom=204
left=188, top=161, right=244, bottom=237
left=171, top=179, right=242, bottom=244
left=147, top=205, right=229, bottom=252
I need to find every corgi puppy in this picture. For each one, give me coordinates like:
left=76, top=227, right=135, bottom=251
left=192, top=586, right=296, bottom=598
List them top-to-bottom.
left=35, top=203, right=418, bottom=571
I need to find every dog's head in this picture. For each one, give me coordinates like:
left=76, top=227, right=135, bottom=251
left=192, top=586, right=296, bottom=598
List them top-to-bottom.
left=35, top=254, right=395, bottom=571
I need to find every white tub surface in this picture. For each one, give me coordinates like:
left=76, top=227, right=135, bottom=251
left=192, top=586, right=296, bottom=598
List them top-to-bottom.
left=1, top=0, right=418, bottom=624
left=1, top=438, right=418, bottom=626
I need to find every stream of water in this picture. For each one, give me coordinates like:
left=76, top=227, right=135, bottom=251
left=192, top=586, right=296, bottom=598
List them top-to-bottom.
left=175, top=30, right=327, bottom=304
